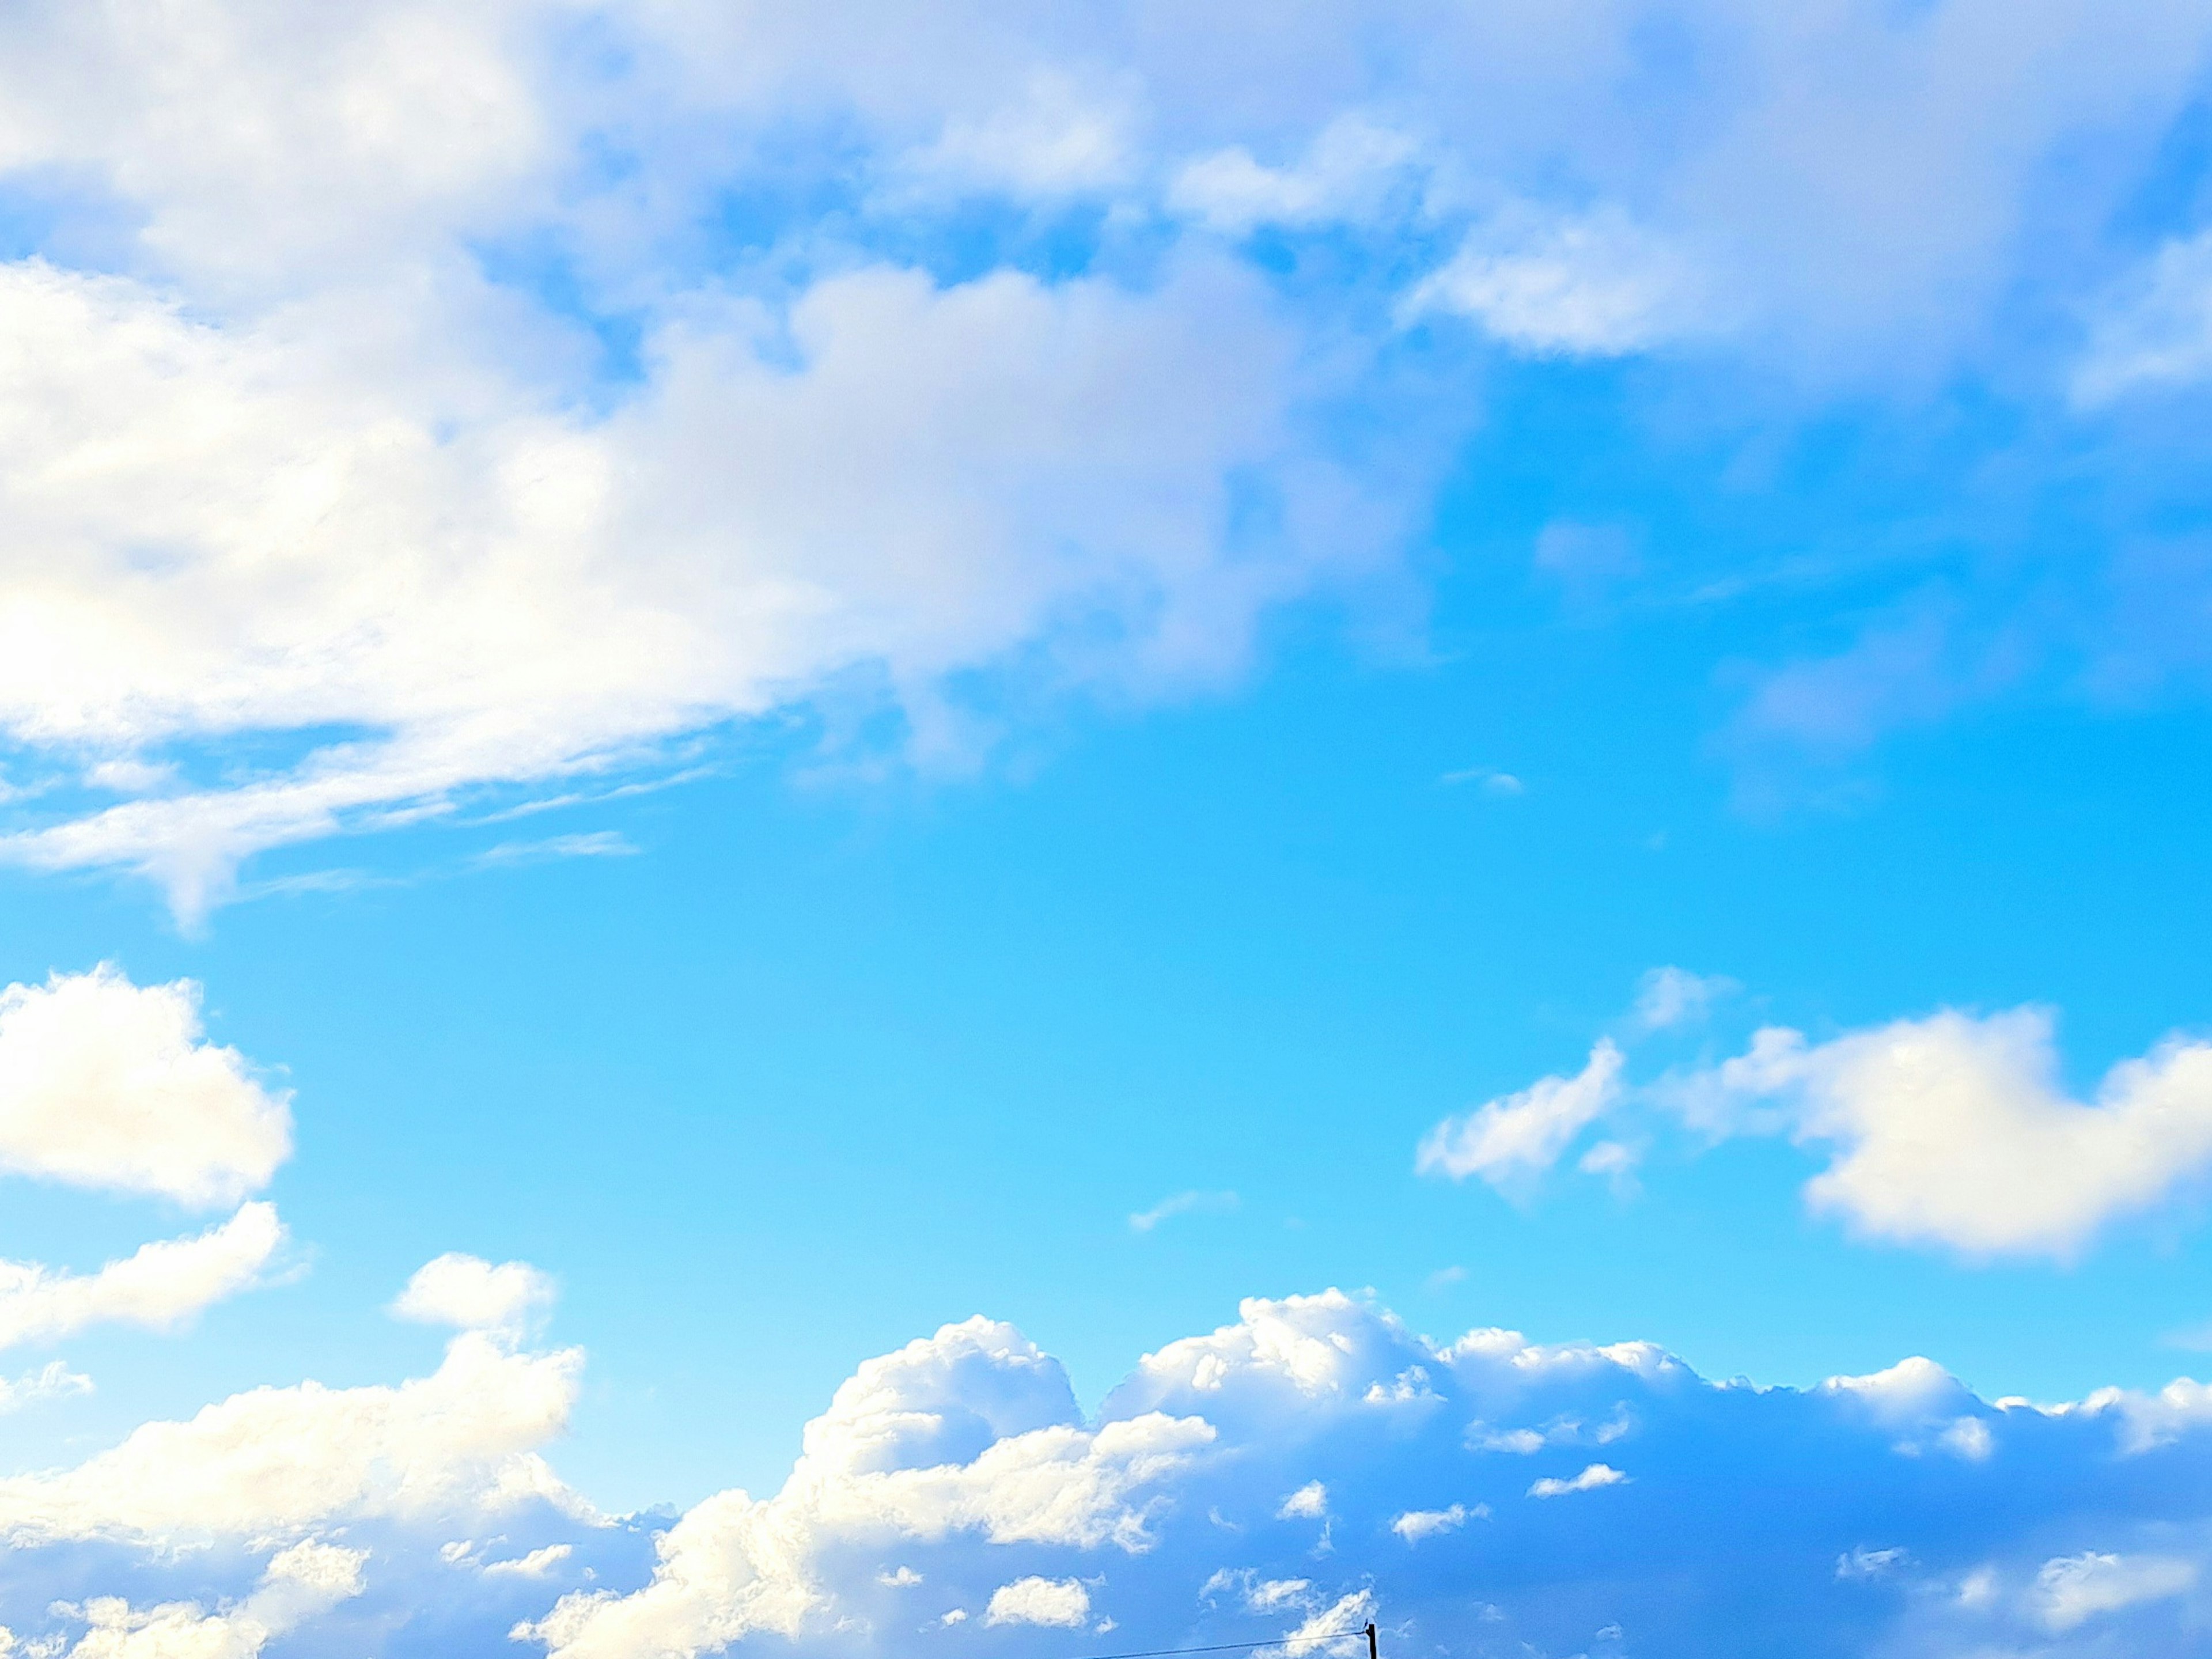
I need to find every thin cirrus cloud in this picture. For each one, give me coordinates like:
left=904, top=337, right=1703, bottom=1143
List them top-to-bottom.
left=0, top=5, right=2205, bottom=915
left=1418, top=974, right=2212, bottom=1260
left=1128, top=1191, right=1240, bottom=1233
left=10, top=1285, right=2212, bottom=1655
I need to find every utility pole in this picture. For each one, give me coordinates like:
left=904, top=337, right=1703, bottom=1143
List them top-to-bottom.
left=1365, top=1625, right=1377, bottom=1659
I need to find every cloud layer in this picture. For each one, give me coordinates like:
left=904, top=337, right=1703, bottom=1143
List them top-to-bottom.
left=0, top=1, right=2207, bottom=906
left=9, top=1285, right=2212, bottom=1656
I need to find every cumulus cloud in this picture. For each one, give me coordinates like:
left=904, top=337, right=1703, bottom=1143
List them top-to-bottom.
left=0, top=967, right=290, bottom=1207
left=1434, top=984, right=2212, bottom=1259
left=1685, top=1007, right=2212, bottom=1257
left=1415, top=1040, right=1624, bottom=1191
left=0, top=1203, right=285, bottom=1353
left=392, top=1255, right=556, bottom=1342
left=6, top=1287, right=2212, bottom=1654
left=0, top=1322, right=585, bottom=1545
left=0, top=1359, right=94, bottom=1413
left=21, top=1539, right=368, bottom=1659
left=984, top=1575, right=1091, bottom=1627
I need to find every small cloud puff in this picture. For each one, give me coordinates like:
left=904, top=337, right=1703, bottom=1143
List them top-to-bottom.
left=391, top=1253, right=556, bottom=1341
left=1528, top=1463, right=1628, bottom=1498
left=1277, top=1481, right=1328, bottom=1520
left=1392, top=1503, right=1484, bottom=1542
left=985, top=1576, right=1092, bottom=1627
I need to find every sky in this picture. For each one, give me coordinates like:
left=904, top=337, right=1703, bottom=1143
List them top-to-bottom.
left=3, top=1, right=2212, bottom=1654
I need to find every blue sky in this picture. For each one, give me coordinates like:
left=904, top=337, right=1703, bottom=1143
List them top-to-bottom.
left=3, top=3, right=2212, bottom=1655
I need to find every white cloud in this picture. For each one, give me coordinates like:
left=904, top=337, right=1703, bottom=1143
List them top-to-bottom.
left=0, top=0, right=2194, bottom=916
left=1169, top=116, right=1423, bottom=234
left=1406, top=209, right=1704, bottom=357
left=2075, top=229, right=2212, bottom=401
left=0, top=249, right=1390, bottom=922
left=472, top=832, right=639, bottom=869
left=0, top=967, right=290, bottom=1207
left=1631, top=967, right=1736, bottom=1033
left=1687, top=1007, right=2212, bottom=1257
left=1416, top=1040, right=1624, bottom=1190
left=1128, top=1191, right=1240, bottom=1233
left=0, top=1203, right=284, bottom=1351
left=391, top=1254, right=556, bottom=1342
left=10, top=1286, right=2212, bottom=1654
left=520, top=1314, right=1213, bottom=1658
left=0, top=1321, right=586, bottom=1544
left=0, top=1359, right=94, bottom=1414
left=1527, top=1463, right=1627, bottom=1498
left=1276, top=1481, right=1328, bottom=1520
left=1391, top=1503, right=1478, bottom=1542
left=39, top=1539, right=366, bottom=1659
left=484, top=1544, right=575, bottom=1580
left=2035, top=1551, right=2195, bottom=1632
left=984, top=1575, right=1091, bottom=1627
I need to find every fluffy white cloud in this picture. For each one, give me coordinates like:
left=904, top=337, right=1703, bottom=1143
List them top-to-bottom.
left=0, top=0, right=2198, bottom=907
left=0, top=253, right=1382, bottom=920
left=0, top=968, right=290, bottom=1207
left=1691, top=1007, right=2212, bottom=1257
left=1415, top=1040, right=1624, bottom=1191
left=0, top=1203, right=284, bottom=1352
left=392, top=1255, right=556, bottom=1340
left=7, top=1287, right=2212, bottom=1655
left=521, top=1315, right=1211, bottom=1658
left=0, top=1320, right=585, bottom=1545
left=1390, top=1503, right=1475, bottom=1542
left=32, top=1540, right=367, bottom=1659
left=983, top=1575, right=1090, bottom=1627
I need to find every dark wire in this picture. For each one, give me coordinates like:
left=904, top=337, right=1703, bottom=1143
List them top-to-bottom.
left=1055, top=1626, right=1369, bottom=1659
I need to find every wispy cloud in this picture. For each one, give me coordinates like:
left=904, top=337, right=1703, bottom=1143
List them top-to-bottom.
left=1440, top=767, right=1525, bottom=796
left=471, top=832, right=640, bottom=869
left=1128, top=1190, right=1240, bottom=1233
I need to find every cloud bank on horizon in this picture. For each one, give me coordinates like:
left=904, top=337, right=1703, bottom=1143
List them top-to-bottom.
left=0, top=1, right=2209, bottom=915
left=3, top=1281, right=2212, bottom=1658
